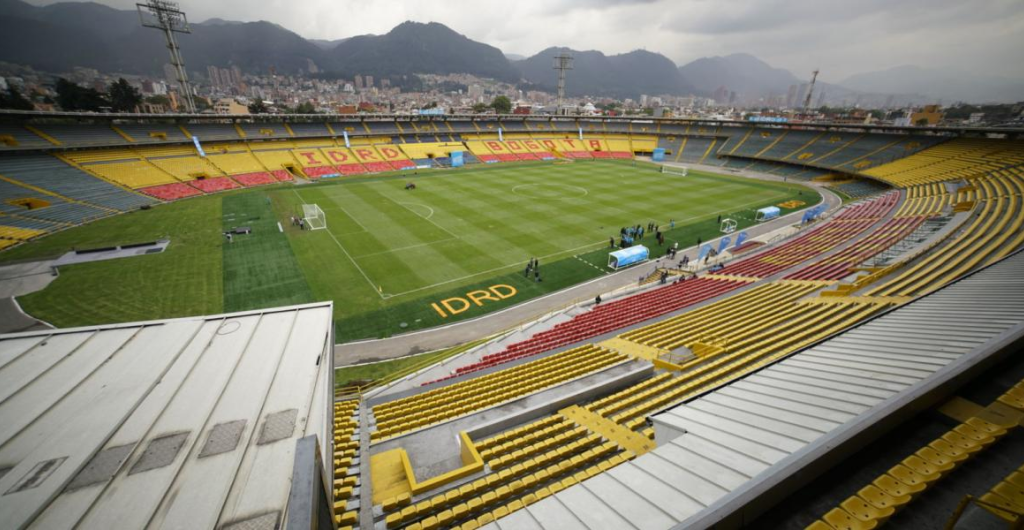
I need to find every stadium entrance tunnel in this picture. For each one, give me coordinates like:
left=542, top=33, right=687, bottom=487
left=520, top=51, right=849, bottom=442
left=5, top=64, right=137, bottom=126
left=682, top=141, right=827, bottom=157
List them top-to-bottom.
left=7, top=197, right=51, bottom=210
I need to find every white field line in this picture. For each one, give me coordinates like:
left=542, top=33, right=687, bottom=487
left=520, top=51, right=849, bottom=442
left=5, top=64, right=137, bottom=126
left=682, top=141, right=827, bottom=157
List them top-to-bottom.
left=296, top=167, right=794, bottom=299
left=297, top=188, right=371, bottom=233
left=293, top=189, right=384, bottom=299
left=374, top=190, right=461, bottom=240
left=382, top=190, right=793, bottom=299
left=397, top=202, right=435, bottom=219
left=353, top=237, right=458, bottom=259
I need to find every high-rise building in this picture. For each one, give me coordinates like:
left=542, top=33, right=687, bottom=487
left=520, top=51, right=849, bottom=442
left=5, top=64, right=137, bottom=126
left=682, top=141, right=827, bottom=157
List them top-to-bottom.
left=163, top=64, right=178, bottom=86
left=207, top=65, right=221, bottom=87
left=355, top=75, right=364, bottom=90
left=365, top=76, right=374, bottom=88
left=712, top=86, right=729, bottom=104
left=640, top=94, right=649, bottom=107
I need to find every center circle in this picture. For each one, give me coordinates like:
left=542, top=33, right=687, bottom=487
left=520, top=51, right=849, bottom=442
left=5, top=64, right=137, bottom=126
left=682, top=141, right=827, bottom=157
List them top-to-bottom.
left=512, top=183, right=588, bottom=199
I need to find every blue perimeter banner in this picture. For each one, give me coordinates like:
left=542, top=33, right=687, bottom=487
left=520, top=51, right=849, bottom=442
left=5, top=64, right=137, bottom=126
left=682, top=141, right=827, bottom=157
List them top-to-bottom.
left=652, top=148, right=665, bottom=162
left=451, top=151, right=464, bottom=167
left=734, top=231, right=748, bottom=248
left=717, top=236, right=732, bottom=254
left=697, top=243, right=713, bottom=261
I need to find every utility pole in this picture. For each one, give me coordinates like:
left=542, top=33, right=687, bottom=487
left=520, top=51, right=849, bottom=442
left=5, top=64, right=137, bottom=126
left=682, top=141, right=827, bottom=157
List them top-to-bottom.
left=138, top=0, right=196, bottom=113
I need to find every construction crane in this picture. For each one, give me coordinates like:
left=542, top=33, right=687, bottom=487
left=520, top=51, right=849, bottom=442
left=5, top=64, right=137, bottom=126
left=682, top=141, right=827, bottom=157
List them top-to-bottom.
left=803, top=68, right=820, bottom=110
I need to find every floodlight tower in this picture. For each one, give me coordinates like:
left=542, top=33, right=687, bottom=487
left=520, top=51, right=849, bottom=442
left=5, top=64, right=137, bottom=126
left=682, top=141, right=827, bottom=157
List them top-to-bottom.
left=137, top=0, right=196, bottom=113
left=553, top=52, right=574, bottom=113
left=803, top=68, right=819, bottom=110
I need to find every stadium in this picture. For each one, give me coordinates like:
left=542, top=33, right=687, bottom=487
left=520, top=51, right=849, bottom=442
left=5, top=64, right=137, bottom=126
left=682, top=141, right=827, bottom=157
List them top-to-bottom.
left=1, top=3, right=1024, bottom=530
left=1, top=110, right=1023, bottom=529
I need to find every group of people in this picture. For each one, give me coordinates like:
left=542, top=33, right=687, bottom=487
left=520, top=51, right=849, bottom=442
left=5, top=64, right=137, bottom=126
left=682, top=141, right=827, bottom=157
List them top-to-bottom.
left=290, top=215, right=306, bottom=230
left=614, top=219, right=675, bottom=249
left=524, top=257, right=542, bottom=282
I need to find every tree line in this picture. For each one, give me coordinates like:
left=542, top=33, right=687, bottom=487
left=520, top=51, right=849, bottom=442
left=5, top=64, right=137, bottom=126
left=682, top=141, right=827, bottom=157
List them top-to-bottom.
left=0, top=78, right=146, bottom=113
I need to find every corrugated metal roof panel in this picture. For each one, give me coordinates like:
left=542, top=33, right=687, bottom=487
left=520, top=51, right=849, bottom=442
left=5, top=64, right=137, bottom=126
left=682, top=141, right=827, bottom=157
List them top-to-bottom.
left=0, top=303, right=333, bottom=530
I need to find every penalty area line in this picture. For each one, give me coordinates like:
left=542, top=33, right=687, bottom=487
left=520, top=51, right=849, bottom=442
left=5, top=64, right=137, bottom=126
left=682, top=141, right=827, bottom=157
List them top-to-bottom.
left=293, top=189, right=385, bottom=299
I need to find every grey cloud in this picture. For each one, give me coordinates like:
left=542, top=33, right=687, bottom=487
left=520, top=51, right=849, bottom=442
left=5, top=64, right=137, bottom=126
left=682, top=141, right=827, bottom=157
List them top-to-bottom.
left=21, top=0, right=1024, bottom=82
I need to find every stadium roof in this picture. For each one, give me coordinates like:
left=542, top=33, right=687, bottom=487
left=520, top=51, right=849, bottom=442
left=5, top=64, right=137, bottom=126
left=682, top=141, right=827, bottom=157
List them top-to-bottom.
left=1, top=109, right=1021, bottom=137
left=482, top=250, right=1024, bottom=530
left=0, top=302, right=334, bottom=529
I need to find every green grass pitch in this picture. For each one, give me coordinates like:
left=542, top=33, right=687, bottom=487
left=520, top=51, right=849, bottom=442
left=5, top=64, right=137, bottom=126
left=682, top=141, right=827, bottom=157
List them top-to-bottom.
left=4, top=160, right=818, bottom=341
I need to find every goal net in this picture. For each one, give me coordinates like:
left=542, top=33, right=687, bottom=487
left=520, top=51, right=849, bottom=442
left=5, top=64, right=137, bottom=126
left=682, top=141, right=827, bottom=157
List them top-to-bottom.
left=661, top=166, right=688, bottom=177
left=302, top=204, right=327, bottom=230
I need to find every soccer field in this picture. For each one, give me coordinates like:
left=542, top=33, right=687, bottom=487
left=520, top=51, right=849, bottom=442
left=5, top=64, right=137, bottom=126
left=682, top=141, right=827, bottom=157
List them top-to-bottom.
left=6, top=160, right=818, bottom=341
left=275, top=160, right=814, bottom=338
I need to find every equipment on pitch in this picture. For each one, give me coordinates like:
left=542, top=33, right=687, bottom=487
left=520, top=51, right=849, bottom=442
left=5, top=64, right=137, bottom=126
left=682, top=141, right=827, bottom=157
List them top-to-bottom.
left=661, top=166, right=688, bottom=177
left=302, top=204, right=327, bottom=230
left=720, top=218, right=737, bottom=233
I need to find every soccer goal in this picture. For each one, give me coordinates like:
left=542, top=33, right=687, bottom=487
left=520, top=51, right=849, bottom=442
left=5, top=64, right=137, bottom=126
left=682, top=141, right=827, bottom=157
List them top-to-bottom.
left=660, top=166, right=688, bottom=177
left=302, top=204, right=327, bottom=230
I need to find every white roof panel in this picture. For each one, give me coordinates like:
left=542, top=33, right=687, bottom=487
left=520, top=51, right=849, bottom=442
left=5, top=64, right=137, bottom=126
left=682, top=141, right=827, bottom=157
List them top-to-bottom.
left=0, top=303, right=333, bottom=530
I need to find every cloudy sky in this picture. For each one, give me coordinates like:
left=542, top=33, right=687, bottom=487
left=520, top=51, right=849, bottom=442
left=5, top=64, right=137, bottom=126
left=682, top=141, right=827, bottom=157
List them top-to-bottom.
left=26, top=0, right=1024, bottom=81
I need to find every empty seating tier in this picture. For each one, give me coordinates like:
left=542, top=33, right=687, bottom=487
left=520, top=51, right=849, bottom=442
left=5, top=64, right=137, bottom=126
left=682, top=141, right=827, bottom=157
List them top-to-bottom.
left=115, top=123, right=190, bottom=143
left=0, top=124, right=54, bottom=149
left=36, top=124, right=126, bottom=146
left=863, top=138, right=1024, bottom=186
left=0, top=155, right=153, bottom=212
left=150, top=156, right=226, bottom=181
left=79, top=160, right=178, bottom=189
left=233, top=172, right=279, bottom=187
left=868, top=172, right=1024, bottom=297
left=189, top=177, right=240, bottom=193
left=140, top=182, right=204, bottom=201
left=894, top=182, right=952, bottom=217
left=724, top=192, right=899, bottom=279
left=786, top=216, right=927, bottom=281
left=427, top=277, right=743, bottom=384
left=595, top=296, right=889, bottom=429
left=371, top=345, right=627, bottom=441
left=332, top=400, right=361, bottom=528
left=807, top=416, right=1011, bottom=529
left=381, top=431, right=631, bottom=529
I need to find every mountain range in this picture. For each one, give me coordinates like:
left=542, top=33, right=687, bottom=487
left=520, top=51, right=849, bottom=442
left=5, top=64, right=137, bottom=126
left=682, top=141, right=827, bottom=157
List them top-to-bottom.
left=0, top=0, right=1020, bottom=103
left=517, top=47, right=694, bottom=99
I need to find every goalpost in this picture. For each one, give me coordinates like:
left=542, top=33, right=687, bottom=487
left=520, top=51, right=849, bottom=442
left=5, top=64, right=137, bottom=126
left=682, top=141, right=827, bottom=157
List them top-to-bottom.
left=660, top=165, right=688, bottom=177
left=302, top=204, right=327, bottom=230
